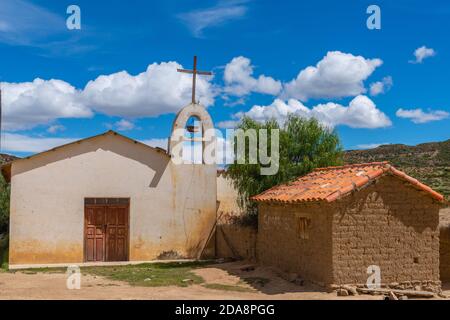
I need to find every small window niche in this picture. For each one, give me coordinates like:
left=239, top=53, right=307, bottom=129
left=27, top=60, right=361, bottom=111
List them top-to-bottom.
left=297, top=217, right=311, bottom=240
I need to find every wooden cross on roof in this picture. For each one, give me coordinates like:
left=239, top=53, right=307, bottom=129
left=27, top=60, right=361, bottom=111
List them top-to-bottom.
left=177, top=56, right=212, bottom=105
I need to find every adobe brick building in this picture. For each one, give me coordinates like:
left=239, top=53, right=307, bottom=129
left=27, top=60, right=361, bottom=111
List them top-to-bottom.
left=252, top=162, right=445, bottom=291
left=440, top=208, right=450, bottom=281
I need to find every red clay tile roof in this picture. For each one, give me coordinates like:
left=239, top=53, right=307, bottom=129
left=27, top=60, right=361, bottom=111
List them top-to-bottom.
left=251, top=162, right=445, bottom=204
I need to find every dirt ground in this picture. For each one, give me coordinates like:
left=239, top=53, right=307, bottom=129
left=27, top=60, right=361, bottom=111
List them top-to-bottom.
left=0, top=261, right=448, bottom=300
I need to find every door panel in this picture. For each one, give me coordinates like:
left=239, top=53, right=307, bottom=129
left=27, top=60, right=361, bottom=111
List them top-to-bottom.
left=84, top=201, right=129, bottom=262
left=84, top=206, right=106, bottom=262
left=105, top=206, right=129, bottom=262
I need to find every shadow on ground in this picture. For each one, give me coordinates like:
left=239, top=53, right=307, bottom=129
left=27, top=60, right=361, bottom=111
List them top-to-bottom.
left=198, top=260, right=328, bottom=295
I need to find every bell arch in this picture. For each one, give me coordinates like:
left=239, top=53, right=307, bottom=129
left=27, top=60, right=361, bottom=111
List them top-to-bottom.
left=168, top=103, right=216, bottom=164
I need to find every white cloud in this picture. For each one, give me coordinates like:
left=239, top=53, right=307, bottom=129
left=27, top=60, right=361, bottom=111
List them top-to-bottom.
left=0, top=0, right=64, bottom=46
left=0, top=0, right=94, bottom=56
left=177, top=0, right=248, bottom=38
left=410, top=46, right=436, bottom=64
left=282, top=51, right=383, bottom=101
left=0, top=54, right=389, bottom=133
left=224, top=56, right=282, bottom=96
left=1, top=61, right=217, bottom=131
left=82, top=61, right=216, bottom=117
left=369, top=76, right=393, bottom=96
left=1, top=78, right=93, bottom=131
left=236, top=95, right=391, bottom=129
left=223, top=96, right=246, bottom=107
left=396, top=108, right=449, bottom=123
left=114, top=119, right=135, bottom=131
left=217, top=120, right=239, bottom=129
left=47, top=124, right=66, bottom=134
left=1, top=133, right=77, bottom=153
left=141, top=134, right=232, bottom=165
left=179, top=136, right=232, bottom=164
left=141, top=138, right=168, bottom=150
left=142, top=138, right=204, bottom=163
left=354, top=142, right=389, bottom=150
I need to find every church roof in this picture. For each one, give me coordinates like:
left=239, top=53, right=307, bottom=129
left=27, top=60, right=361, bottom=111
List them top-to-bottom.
left=1, top=130, right=169, bottom=182
left=251, top=162, right=445, bottom=204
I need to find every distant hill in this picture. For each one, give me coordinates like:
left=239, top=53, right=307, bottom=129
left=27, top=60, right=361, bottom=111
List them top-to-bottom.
left=345, top=139, right=450, bottom=199
left=0, top=141, right=449, bottom=199
left=0, top=154, right=18, bottom=165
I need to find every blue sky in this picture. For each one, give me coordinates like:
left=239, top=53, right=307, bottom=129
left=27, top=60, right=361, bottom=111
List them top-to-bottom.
left=0, top=0, right=449, bottom=156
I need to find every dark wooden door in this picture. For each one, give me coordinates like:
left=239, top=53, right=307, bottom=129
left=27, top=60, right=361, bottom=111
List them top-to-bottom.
left=84, top=199, right=129, bottom=262
left=85, top=205, right=107, bottom=262
left=106, top=206, right=129, bottom=262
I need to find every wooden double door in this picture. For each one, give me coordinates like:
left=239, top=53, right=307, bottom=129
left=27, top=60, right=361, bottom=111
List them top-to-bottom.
left=84, top=198, right=130, bottom=262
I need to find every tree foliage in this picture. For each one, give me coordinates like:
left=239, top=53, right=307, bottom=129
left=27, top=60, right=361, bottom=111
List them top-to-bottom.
left=226, top=115, right=344, bottom=212
left=0, top=174, right=10, bottom=235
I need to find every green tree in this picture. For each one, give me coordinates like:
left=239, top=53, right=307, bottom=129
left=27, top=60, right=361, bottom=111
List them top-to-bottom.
left=226, top=115, right=343, bottom=213
left=0, top=174, right=10, bottom=235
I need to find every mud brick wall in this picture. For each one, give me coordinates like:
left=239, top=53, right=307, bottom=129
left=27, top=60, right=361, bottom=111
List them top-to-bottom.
left=215, top=173, right=257, bottom=261
left=331, top=175, right=441, bottom=287
left=257, top=203, right=333, bottom=286
left=216, top=225, right=257, bottom=261
left=440, top=226, right=450, bottom=281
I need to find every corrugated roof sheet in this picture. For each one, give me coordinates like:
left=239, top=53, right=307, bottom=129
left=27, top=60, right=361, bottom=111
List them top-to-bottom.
left=251, top=162, right=445, bottom=203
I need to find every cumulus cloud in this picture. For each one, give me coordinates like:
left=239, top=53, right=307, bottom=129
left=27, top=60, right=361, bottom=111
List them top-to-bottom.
left=0, top=0, right=64, bottom=46
left=0, top=0, right=96, bottom=56
left=177, top=0, right=249, bottom=38
left=410, top=46, right=436, bottom=64
left=282, top=51, right=383, bottom=101
left=223, top=56, right=282, bottom=96
left=1, top=61, right=217, bottom=131
left=82, top=62, right=216, bottom=117
left=369, top=76, right=393, bottom=96
left=1, top=79, right=92, bottom=131
left=235, top=95, right=391, bottom=129
left=396, top=108, right=449, bottom=123
left=114, top=119, right=135, bottom=131
left=217, top=120, right=239, bottom=129
left=47, top=124, right=66, bottom=134
left=1, top=133, right=77, bottom=153
left=141, top=134, right=232, bottom=165
left=141, top=138, right=168, bottom=150
left=143, top=138, right=203, bottom=163
left=354, top=142, right=389, bottom=150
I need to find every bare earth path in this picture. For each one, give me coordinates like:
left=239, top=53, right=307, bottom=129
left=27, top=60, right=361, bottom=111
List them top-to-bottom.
left=0, top=262, right=447, bottom=300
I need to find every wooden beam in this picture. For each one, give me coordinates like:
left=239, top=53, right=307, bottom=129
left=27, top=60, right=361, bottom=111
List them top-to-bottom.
left=356, top=287, right=435, bottom=298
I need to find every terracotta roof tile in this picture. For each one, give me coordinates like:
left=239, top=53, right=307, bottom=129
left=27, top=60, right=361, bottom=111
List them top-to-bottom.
left=251, top=162, right=445, bottom=204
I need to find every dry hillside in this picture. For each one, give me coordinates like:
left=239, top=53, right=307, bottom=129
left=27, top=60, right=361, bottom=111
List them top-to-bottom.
left=345, top=139, right=450, bottom=199
left=0, top=140, right=449, bottom=199
left=0, top=154, right=18, bottom=165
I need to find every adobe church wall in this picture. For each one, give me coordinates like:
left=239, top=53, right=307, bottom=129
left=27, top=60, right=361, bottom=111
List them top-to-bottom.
left=8, top=134, right=217, bottom=265
left=331, top=175, right=441, bottom=291
left=257, top=203, right=334, bottom=286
